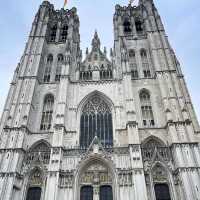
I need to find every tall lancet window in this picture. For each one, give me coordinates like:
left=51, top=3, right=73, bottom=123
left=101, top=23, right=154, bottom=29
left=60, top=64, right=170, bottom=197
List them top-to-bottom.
left=123, top=18, right=132, bottom=34
left=135, top=19, right=143, bottom=34
left=49, top=24, right=57, bottom=42
left=59, top=24, right=68, bottom=42
left=129, top=49, right=138, bottom=79
left=141, top=49, right=151, bottom=78
left=55, top=54, right=63, bottom=82
left=43, top=55, right=53, bottom=83
left=140, top=90, right=155, bottom=127
left=40, top=94, right=54, bottom=131
left=80, top=96, right=113, bottom=148
left=26, top=169, right=43, bottom=200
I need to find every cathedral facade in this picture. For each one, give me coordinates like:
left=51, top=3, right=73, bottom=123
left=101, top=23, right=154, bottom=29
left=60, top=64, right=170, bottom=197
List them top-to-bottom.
left=0, top=0, right=200, bottom=200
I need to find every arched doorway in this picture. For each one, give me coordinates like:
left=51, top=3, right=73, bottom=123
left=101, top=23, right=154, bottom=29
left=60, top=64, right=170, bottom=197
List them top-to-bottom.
left=78, top=160, right=114, bottom=200
left=152, top=164, right=171, bottom=200
left=26, top=169, right=43, bottom=200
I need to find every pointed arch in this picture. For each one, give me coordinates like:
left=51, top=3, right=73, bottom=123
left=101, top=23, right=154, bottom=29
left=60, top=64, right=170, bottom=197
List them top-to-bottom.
left=123, top=17, right=132, bottom=33
left=135, top=17, right=143, bottom=33
left=48, top=23, right=57, bottom=42
left=59, top=24, right=68, bottom=42
left=140, top=49, right=151, bottom=78
left=43, top=54, right=53, bottom=83
left=55, top=54, right=64, bottom=82
left=139, top=89, right=155, bottom=127
left=78, top=91, right=114, bottom=112
left=79, top=91, right=114, bottom=148
left=40, top=94, right=54, bottom=131
left=142, top=136, right=166, bottom=148
left=26, top=140, right=51, bottom=166
left=29, top=140, right=51, bottom=153
left=74, top=155, right=117, bottom=200
left=151, top=163, right=172, bottom=200
left=26, top=167, right=44, bottom=200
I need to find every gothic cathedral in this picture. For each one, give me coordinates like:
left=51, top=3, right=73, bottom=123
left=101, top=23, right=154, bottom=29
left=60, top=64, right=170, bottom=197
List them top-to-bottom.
left=0, top=0, right=200, bottom=200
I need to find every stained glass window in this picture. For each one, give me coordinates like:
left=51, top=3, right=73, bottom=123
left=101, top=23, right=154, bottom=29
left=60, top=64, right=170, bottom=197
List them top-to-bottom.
left=80, top=96, right=113, bottom=148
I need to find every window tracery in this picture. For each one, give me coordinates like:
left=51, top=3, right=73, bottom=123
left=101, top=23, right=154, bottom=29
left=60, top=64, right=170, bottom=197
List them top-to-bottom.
left=49, top=24, right=57, bottom=42
left=59, top=24, right=68, bottom=42
left=129, top=49, right=138, bottom=79
left=141, top=49, right=151, bottom=78
left=55, top=54, right=64, bottom=82
left=43, top=55, right=53, bottom=83
left=140, top=90, right=155, bottom=127
left=40, top=95, right=54, bottom=131
left=80, top=96, right=113, bottom=148
left=26, top=142, right=51, bottom=165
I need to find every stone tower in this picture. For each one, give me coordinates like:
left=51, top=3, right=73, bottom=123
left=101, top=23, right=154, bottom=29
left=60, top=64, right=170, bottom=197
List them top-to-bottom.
left=0, top=0, right=200, bottom=200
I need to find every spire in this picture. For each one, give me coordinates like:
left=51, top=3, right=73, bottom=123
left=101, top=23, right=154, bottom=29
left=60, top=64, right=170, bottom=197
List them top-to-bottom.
left=92, top=31, right=101, bottom=51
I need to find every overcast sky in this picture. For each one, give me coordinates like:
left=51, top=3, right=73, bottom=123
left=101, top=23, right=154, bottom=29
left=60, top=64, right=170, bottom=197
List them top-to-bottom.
left=0, top=0, right=199, bottom=122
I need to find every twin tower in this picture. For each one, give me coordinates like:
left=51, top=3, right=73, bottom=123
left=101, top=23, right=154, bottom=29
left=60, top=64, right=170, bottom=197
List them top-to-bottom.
left=0, top=0, right=200, bottom=200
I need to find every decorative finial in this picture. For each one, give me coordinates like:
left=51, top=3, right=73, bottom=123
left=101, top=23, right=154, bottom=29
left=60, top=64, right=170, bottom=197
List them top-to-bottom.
left=92, top=30, right=101, bottom=51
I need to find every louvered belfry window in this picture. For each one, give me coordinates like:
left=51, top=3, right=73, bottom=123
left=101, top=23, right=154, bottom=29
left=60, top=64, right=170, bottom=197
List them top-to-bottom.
left=80, top=96, right=113, bottom=148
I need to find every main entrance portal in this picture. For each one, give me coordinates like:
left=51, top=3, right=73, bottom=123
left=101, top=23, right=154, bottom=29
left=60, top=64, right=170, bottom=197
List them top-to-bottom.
left=79, top=161, right=113, bottom=200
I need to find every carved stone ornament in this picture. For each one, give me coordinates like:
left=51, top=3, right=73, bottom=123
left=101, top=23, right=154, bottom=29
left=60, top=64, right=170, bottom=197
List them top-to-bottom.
left=79, top=162, right=112, bottom=185
left=152, top=165, right=168, bottom=182
left=118, top=171, right=133, bottom=186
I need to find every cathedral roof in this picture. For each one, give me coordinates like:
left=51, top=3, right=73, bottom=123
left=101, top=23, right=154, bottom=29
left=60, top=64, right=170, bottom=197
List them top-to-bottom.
left=81, top=31, right=112, bottom=71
